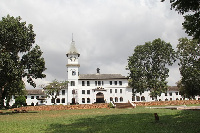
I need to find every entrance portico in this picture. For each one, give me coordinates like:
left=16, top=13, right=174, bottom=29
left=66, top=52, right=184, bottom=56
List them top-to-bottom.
left=96, top=92, right=105, bottom=103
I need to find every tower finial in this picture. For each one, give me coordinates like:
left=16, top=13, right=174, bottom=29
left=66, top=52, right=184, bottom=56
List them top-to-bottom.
left=72, top=33, right=74, bottom=42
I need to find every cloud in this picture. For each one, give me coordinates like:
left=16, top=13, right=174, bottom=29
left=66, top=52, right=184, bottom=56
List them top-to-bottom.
left=0, top=0, right=187, bottom=89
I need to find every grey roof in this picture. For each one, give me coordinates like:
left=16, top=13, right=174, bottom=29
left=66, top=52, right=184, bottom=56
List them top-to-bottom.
left=66, top=41, right=80, bottom=56
left=79, top=74, right=127, bottom=80
left=168, top=86, right=179, bottom=91
left=26, top=89, right=45, bottom=95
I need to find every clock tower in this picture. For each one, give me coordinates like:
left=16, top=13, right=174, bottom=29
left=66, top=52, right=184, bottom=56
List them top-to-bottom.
left=66, top=40, right=80, bottom=104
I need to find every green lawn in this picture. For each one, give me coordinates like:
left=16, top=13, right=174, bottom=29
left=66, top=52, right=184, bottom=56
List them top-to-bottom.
left=0, top=107, right=200, bottom=133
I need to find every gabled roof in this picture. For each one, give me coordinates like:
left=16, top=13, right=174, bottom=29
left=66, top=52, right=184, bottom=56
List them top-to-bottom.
left=66, top=41, right=80, bottom=56
left=79, top=74, right=127, bottom=80
left=26, top=89, right=45, bottom=95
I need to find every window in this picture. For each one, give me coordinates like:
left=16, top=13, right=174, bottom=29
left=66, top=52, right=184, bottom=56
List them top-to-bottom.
left=72, top=71, right=76, bottom=75
left=71, top=81, right=75, bottom=86
left=82, top=81, right=85, bottom=86
left=87, top=81, right=90, bottom=86
left=95, top=81, right=97, bottom=86
left=98, top=81, right=101, bottom=86
left=102, top=81, right=104, bottom=86
left=110, top=81, right=112, bottom=85
left=114, top=81, right=117, bottom=85
left=119, top=81, right=122, bottom=85
left=110, top=89, right=112, bottom=93
left=115, top=89, right=117, bottom=93
left=120, top=89, right=122, bottom=93
left=62, top=90, right=65, bottom=95
left=72, top=90, right=75, bottom=94
left=82, top=90, right=85, bottom=94
left=87, top=90, right=90, bottom=94
left=52, top=92, right=54, bottom=95
left=169, top=92, right=172, bottom=96
left=175, top=92, right=179, bottom=95
left=165, top=93, right=167, bottom=96
left=25, top=96, right=27, bottom=99
left=31, top=96, right=34, bottom=99
left=36, top=96, right=39, bottom=99
left=132, top=96, right=135, bottom=101
left=136, top=96, right=140, bottom=101
left=141, top=96, right=145, bottom=101
left=110, top=97, right=113, bottom=101
left=115, top=97, right=118, bottom=102
left=120, top=97, right=123, bottom=102
left=51, top=98, right=55, bottom=103
left=56, top=98, right=60, bottom=103
left=62, top=98, right=65, bottom=103
left=82, top=98, right=85, bottom=103
left=87, top=98, right=90, bottom=103
left=170, top=98, right=172, bottom=101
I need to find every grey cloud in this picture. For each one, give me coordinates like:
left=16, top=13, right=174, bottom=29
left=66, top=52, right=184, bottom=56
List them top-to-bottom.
left=0, top=0, right=187, bottom=89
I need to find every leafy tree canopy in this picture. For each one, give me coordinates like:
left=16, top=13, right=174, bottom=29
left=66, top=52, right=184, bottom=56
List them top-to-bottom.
left=161, top=0, right=200, bottom=41
left=161, top=0, right=199, bottom=14
left=0, top=15, right=46, bottom=108
left=127, top=38, right=176, bottom=97
left=177, top=38, right=200, bottom=98
left=44, top=80, right=68, bottom=104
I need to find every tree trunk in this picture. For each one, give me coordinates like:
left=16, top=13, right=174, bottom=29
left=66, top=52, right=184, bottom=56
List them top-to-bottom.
left=0, top=88, right=4, bottom=108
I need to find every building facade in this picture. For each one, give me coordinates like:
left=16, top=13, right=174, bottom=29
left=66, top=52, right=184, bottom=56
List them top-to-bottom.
left=6, top=40, right=200, bottom=106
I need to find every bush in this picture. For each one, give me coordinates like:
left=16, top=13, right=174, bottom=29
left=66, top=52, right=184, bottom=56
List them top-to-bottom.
left=108, top=102, right=115, bottom=108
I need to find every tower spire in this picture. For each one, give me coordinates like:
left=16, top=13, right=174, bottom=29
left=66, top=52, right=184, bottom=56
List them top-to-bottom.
left=72, top=33, right=74, bottom=42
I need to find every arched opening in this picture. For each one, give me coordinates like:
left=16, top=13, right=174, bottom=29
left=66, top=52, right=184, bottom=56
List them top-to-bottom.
left=96, top=92, right=105, bottom=103
left=141, top=96, right=145, bottom=101
left=115, top=97, right=118, bottom=102
left=72, top=98, right=76, bottom=104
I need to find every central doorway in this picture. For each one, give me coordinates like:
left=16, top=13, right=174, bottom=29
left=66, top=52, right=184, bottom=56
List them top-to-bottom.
left=96, top=92, right=105, bottom=103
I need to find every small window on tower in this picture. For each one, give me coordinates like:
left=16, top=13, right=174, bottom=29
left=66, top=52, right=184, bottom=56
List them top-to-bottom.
left=72, top=71, right=76, bottom=76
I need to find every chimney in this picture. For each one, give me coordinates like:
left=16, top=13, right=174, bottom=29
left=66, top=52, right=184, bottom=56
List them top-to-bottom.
left=96, top=68, right=100, bottom=75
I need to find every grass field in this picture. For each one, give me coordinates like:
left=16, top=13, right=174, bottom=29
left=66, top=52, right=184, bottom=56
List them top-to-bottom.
left=0, top=107, right=200, bottom=133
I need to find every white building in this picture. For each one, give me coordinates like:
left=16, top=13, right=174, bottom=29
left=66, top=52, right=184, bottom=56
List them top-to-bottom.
left=6, top=40, right=200, bottom=106
left=46, top=40, right=132, bottom=105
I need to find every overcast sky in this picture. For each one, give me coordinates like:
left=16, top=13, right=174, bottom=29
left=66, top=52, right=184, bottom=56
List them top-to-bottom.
left=0, top=0, right=188, bottom=89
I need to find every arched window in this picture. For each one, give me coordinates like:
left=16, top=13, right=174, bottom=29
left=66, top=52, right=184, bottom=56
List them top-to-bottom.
left=132, top=96, right=135, bottom=101
left=136, top=96, right=140, bottom=101
left=141, top=96, right=145, bottom=101
left=110, top=97, right=113, bottom=101
left=115, top=97, right=118, bottom=102
left=120, top=97, right=123, bottom=102
left=82, top=98, right=85, bottom=103
left=87, top=98, right=90, bottom=103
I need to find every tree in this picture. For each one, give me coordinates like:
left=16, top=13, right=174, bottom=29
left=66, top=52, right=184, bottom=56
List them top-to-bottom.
left=161, top=0, right=200, bottom=41
left=0, top=15, right=46, bottom=108
left=127, top=38, right=176, bottom=98
left=177, top=38, right=200, bottom=98
left=4, top=80, right=26, bottom=108
left=44, top=80, right=68, bottom=104
left=14, top=95, right=26, bottom=107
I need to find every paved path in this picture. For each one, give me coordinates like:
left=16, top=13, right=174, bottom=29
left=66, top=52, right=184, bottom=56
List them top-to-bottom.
left=146, top=105, right=200, bottom=110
